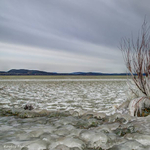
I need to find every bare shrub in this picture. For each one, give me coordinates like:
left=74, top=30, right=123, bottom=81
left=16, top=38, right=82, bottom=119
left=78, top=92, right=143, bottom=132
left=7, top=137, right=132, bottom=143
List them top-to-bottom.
left=120, top=19, right=150, bottom=116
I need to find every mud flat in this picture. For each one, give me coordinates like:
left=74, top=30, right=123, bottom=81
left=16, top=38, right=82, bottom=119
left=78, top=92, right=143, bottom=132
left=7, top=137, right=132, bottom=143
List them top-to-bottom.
left=0, top=78, right=148, bottom=149
left=1, top=108, right=150, bottom=150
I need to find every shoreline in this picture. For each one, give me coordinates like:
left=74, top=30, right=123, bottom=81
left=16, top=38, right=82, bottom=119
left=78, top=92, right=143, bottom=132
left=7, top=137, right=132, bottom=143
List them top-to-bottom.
left=0, top=75, right=128, bottom=80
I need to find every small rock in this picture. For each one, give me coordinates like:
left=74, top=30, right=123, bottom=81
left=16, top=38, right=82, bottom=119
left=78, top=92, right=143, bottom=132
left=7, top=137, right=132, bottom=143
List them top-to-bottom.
left=24, top=104, right=34, bottom=110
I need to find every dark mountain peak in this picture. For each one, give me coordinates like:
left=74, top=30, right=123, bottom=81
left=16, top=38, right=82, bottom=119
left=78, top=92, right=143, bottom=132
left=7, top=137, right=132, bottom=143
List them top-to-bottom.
left=7, top=69, right=57, bottom=75
left=8, top=69, right=29, bottom=73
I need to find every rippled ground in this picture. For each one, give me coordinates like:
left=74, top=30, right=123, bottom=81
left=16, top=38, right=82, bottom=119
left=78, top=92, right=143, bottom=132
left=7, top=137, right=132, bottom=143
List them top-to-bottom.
left=3, top=78, right=150, bottom=150
left=0, top=79, right=127, bottom=113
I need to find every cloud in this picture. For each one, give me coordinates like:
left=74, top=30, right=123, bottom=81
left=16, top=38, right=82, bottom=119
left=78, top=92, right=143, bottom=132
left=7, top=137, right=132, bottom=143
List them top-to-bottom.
left=0, top=0, right=149, bottom=72
left=0, top=42, right=125, bottom=72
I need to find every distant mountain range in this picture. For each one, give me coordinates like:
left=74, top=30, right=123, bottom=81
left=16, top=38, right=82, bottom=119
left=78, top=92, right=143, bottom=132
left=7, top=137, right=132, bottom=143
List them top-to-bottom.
left=0, top=69, right=128, bottom=76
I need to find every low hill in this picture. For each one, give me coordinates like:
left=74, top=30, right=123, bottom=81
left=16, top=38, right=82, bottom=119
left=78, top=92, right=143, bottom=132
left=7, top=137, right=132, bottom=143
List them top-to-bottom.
left=0, top=69, right=128, bottom=76
left=2, top=69, right=57, bottom=75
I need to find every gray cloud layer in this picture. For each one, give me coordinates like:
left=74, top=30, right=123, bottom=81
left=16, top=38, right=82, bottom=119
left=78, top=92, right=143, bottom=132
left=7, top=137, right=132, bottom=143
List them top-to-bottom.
left=0, top=0, right=150, bottom=72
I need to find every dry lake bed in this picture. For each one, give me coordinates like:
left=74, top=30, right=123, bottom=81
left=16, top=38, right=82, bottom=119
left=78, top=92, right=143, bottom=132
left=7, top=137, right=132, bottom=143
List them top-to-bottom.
left=0, top=76, right=150, bottom=150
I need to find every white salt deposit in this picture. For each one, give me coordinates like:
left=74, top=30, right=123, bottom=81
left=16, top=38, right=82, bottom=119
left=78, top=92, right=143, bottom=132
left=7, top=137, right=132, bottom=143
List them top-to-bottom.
left=0, top=79, right=127, bottom=114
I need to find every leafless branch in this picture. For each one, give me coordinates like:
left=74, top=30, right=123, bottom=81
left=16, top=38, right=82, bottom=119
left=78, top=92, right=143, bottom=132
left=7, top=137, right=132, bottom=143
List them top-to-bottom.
left=120, top=19, right=150, bottom=98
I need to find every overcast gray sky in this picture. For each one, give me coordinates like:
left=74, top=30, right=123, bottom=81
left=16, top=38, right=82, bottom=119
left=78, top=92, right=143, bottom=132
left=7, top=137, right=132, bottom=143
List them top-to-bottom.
left=0, top=0, right=150, bottom=73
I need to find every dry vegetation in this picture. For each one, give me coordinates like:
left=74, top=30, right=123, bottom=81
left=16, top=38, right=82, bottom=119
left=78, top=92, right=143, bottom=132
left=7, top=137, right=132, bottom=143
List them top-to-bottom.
left=120, top=19, right=150, bottom=116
